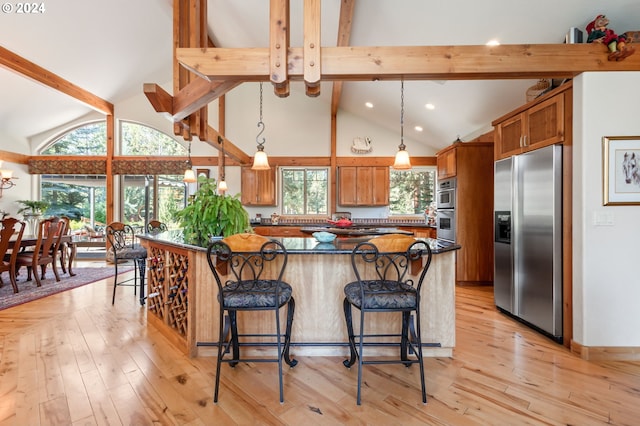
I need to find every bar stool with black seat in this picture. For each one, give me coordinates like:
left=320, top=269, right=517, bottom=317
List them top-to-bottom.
left=106, top=222, right=147, bottom=305
left=206, top=233, right=298, bottom=403
left=342, top=236, right=432, bottom=405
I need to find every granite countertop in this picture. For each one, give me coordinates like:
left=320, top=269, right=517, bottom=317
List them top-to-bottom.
left=251, top=220, right=436, bottom=229
left=300, top=226, right=414, bottom=236
left=138, top=230, right=459, bottom=255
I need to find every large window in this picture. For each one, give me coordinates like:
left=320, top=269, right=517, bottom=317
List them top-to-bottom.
left=39, top=121, right=188, bottom=231
left=119, top=121, right=188, bottom=229
left=40, top=122, right=108, bottom=230
left=389, top=167, right=436, bottom=215
left=281, top=168, right=328, bottom=215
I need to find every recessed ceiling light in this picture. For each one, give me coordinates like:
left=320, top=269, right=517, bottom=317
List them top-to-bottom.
left=486, top=39, right=500, bottom=46
left=365, top=102, right=374, bottom=108
left=425, top=103, right=435, bottom=110
left=414, top=126, right=423, bottom=132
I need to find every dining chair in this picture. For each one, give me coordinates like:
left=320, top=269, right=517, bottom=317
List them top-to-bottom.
left=14, top=216, right=65, bottom=287
left=56, top=216, right=71, bottom=274
left=0, top=217, right=26, bottom=293
left=146, top=220, right=167, bottom=234
left=106, top=222, right=147, bottom=305
left=206, top=233, right=298, bottom=403
left=342, top=237, right=432, bottom=405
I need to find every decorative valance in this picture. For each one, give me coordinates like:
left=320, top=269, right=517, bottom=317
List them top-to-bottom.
left=28, top=159, right=186, bottom=175
left=29, top=159, right=106, bottom=174
left=111, top=160, right=186, bottom=175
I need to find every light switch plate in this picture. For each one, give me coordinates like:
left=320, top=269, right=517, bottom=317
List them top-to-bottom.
left=593, top=211, right=614, bottom=226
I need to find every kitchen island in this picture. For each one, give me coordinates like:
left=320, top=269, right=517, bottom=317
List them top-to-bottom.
left=137, top=231, right=459, bottom=358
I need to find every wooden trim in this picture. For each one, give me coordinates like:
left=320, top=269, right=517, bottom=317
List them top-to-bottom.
left=0, top=149, right=30, bottom=165
left=571, top=340, right=640, bottom=361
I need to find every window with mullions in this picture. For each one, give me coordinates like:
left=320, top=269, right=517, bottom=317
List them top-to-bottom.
left=389, top=167, right=436, bottom=215
left=281, top=168, right=329, bottom=215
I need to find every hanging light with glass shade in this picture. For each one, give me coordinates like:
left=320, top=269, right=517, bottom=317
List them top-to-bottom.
left=392, top=79, right=412, bottom=170
left=251, top=82, right=271, bottom=170
left=217, top=136, right=228, bottom=192
left=183, top=140, right=196, bottom=183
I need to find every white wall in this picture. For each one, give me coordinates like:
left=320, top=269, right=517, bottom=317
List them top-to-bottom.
left=573, top=72, right=640, bottom=347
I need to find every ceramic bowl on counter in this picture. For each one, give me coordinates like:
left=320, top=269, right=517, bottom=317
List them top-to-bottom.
left=312, top=231, right=337, bottom=243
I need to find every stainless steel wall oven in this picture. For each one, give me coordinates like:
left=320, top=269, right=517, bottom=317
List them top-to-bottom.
left=436, top=178, right=456, bottom=241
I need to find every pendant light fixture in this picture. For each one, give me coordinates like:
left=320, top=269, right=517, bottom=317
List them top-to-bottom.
left=393, top=79, right=412, bottom=170
left=251, top=82, right=271, bottom=170
left=217, top=136, right=228, bottom=192
left=183, top=140, right=196, bottom=183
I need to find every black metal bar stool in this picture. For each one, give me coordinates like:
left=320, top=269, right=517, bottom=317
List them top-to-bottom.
left=106, top=222, right=147, bottom=305
left=206, top=233, right=298, bottom=403
left=342, top=237, right=432, bottom=405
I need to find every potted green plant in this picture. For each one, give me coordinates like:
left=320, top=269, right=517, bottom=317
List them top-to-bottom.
left=176, top=177, right=251, bottom=245
left=17, top=199, right=50, bottom=215
left=17, top=200, right=50, bottom=235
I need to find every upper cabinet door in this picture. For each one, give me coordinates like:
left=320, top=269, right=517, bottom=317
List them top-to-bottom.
left=494, top=91, right=565, bottom=160
left=437, top=148, right=457, bottom=179
left=338, top=166, right=389, bottom=206
left=241, top=167, right=276, bottom=206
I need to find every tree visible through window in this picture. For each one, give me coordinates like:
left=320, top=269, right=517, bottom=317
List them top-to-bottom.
left=281, top=168, right=328, bottom=215
left=389, top=168, right=436, bottom=215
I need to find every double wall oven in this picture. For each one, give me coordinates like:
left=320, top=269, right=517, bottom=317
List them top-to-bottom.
left=436, top=178, right=456, bottom=242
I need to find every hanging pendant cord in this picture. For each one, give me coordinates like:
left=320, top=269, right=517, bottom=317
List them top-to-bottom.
left=400, top=79, right=405, bottom=149
left=256, top=82, right=266, bottom=147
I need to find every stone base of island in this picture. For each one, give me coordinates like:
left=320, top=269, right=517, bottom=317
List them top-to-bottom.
left=137, top=231, right=460, bottom=359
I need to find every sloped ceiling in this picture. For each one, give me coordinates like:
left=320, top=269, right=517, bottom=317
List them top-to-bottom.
left=1, top=0, right=639, bottom=151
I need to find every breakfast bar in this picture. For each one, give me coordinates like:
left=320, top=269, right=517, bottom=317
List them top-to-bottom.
left=137, top=231, right=460, bottom=359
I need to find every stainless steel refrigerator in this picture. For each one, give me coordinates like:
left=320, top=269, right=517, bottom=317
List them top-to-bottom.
left=493, top=145, right=563, bottom=341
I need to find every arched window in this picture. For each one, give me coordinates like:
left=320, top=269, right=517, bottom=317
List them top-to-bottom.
left=38, top=121, right=187, bottom=232
left=41, top=121, right=107, bottom=155
left=121, top=121, right=186, bottom=155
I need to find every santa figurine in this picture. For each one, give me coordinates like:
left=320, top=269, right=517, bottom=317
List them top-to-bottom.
left=586, top=14, right=635, bottom=61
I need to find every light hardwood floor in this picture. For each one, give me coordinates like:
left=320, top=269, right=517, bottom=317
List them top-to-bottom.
left=1, top=265, right=639, bottom=425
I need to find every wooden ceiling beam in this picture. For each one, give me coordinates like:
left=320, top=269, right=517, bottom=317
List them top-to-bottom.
left=270, top=0, right=290, bottom=97
left=303, top=0, right=321, bottom=97
left=330, top=0, right=355, bottom=115
left=177, top=43, right=640, bottom=83
left=0, top=45, right=113, bottom=115
left=143, top=79, right=241, bottom=123
left=205, top=126, right=252, bottom=165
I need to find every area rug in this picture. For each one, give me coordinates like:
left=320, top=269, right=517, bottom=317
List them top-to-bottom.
left=0, top=267, right=130, bottom=311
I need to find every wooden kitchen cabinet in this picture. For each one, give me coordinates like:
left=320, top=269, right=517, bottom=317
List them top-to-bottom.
left=493, top=90, right=565, bottom=160
left=436, top=141, right=494, bottom=285
left=437, top=148, right=457, bottom=179
left=241, top=166, right=276, bottom=206
left=338, top=166, right=389, bottom=206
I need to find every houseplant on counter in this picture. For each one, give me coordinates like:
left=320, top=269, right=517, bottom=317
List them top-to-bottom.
left=176, top=177, right=252, bottom=245
left=17, top=200, right=50, bottom=235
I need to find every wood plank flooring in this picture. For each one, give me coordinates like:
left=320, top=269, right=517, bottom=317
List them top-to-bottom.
left=1, top=265, right=639, bottom=425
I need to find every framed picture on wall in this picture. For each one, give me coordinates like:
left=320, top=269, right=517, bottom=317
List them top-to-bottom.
left=603, top=136, right=640, bottom=205
left=196, top=168, right=209, bottom=189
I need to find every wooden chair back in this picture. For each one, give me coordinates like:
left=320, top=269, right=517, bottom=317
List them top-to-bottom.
left=0, top=217, right=26, bottom=271
left=146, top=220, right=167, bottom=234
left=222, top=233, right=269, bottom=252
left=368, top=234, right=416, bottom=252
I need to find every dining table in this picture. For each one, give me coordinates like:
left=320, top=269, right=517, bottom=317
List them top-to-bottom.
left=13, top=234, right=83, bottom=277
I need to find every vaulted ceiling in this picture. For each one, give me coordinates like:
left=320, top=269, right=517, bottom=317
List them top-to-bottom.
left=1, top=0, right=639, bottom=153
